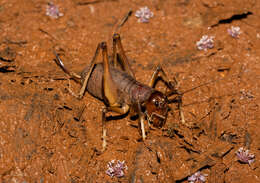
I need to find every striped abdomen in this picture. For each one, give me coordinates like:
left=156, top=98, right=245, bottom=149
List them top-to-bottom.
left=81, top=63, right=154, bottom=104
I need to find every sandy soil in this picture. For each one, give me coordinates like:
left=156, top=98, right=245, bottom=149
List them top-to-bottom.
left=0, top=0, right=259, bottom=182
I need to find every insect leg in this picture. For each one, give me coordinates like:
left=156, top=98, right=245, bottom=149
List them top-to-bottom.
left=112, top=33, right=135, bottom=78
left=101, top=42, right=131, bottom=150
left=101, top=42, right=119, bottom=105
left=78, top=43, right=102, bottom=99
left=53, top=50, right=82, bottom=81
left=54, top=51, right=85, bottom=97
left=148, top=65, right=177, bottom=91
left=149, top=65, right=185, bottom=124
left=137, top=101, right=146, bottom=140
left=101, top=104, right=130, bottom=151
left=101, top=107, right=108, bottom=152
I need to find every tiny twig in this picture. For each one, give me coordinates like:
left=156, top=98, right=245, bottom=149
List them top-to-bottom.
left=77, top=0, right=118, bottom=5
left=39, top=28, right=57, bottom=40
left=3, top=38, right=27, bottom=46
left=208, top=102, right=221, bottom=141
left=74, top=105, right=86, bottom=121
left=244, top=131, right=252, bottom=149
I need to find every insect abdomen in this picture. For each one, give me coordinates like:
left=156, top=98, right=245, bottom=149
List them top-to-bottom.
left=81, top=63, right=153, bottom=104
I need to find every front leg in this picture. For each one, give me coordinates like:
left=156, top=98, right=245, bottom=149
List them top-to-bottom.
left=148, top=65, right=177, bottom=92
left=149, top=65, right=185, bottom=124
left=137, top=102, right=146, bottom=140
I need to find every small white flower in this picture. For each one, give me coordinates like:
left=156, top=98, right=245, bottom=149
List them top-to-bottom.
left=46, top=2, right=63, bottom=19
left=135, top=7, right=154, bottom=23
left=227, top=26, right=241, bottom=38
left=196, top=35, right=214, bottom=51
left=236, top=147, right=255, bottom=165
left=106, top=160, right=127, bottom=178
left=188, top=171, right=207, bottom=183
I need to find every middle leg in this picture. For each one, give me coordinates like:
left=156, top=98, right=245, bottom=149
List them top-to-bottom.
left=100, top=42, right=131, bottom=151
left=101, top=104, right=130, bottom=151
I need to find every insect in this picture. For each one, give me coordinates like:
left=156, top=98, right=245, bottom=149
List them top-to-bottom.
left=54, top=33, right=184, bottom=151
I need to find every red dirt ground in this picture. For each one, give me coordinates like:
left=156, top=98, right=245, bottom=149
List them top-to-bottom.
left=0, top=0, right=259, bottom=182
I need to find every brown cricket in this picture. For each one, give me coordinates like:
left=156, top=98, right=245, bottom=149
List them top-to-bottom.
left=54, top=33, right=184, bottom=151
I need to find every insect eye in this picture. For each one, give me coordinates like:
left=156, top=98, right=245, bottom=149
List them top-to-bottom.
left=154, top=100, right=159, bottom=107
